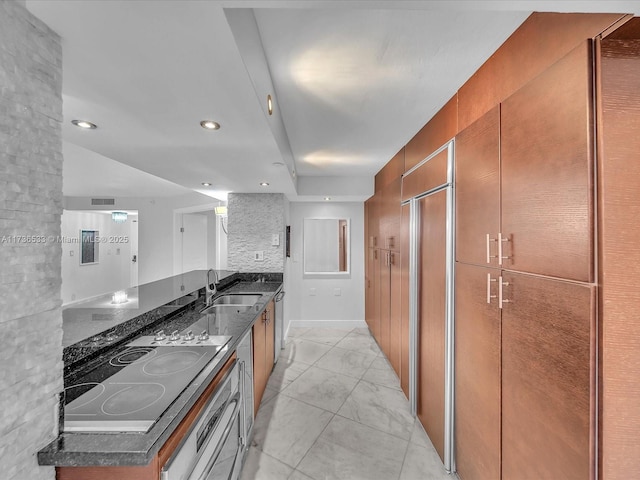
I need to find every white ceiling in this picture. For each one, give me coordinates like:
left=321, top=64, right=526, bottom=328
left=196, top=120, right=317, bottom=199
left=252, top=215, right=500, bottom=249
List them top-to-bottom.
left=25, top=1, right=639, bottom=202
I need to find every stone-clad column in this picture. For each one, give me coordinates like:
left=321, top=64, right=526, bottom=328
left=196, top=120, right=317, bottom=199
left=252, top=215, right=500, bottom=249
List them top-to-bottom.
left=0, top=1, right=63, bottom=479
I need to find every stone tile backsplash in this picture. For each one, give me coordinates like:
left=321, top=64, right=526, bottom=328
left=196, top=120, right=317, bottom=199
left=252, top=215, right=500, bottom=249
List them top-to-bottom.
left=228, top=193, right=286, bottom=272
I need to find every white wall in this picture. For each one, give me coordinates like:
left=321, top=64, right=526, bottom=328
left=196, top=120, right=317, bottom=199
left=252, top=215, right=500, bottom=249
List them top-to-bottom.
left=65, top=192, right=217, bottom=285
left=288, top=202, right=365, bottom=328
left=61, top=211, right=132, bottom=304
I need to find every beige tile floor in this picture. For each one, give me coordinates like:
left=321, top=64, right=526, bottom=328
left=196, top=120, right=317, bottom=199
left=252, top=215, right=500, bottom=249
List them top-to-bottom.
left=239, top=327, right=453, bottom=480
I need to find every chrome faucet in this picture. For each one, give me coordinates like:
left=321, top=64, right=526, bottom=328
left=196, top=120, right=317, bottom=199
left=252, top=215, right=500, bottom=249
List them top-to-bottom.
left=206, top=269, right=218, bottom=306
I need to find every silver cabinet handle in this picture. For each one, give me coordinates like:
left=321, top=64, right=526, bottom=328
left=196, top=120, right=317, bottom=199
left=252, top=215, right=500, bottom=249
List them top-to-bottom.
left=498, top=232, right=511, bottom=266
left=486, top=234, right=498, bottom=264
left=487, top=273, right=497, bottom=304
left=498, top=276, right=511, bottom=309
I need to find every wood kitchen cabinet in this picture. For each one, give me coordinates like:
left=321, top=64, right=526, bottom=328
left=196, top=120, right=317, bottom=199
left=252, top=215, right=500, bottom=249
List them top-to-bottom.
left=501, top=41, right=594, bottom=283
left=454, top=42, right=597, bottom=480
left=456, top=42, right=594, bottom=284
left=455, top=105, right=500, bottom=267
left=367, top=153, right=403, bottom=380
left=365, top=248, right=380, bottom=339
left=454, top=263, right=501, bottom=480
left=455, top=266, right=595, bottom=480
left=501, top=272, right=595, bottom=480
left=253, top=300, right=275, bottom=416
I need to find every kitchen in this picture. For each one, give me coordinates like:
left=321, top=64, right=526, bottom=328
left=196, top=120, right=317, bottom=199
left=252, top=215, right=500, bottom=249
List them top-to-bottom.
left=2, top=1, right=640, bottom=480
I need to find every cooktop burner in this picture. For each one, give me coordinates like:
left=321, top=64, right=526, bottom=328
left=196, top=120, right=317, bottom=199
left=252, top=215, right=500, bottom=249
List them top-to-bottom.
left=63, top=337, right=231, bottom=433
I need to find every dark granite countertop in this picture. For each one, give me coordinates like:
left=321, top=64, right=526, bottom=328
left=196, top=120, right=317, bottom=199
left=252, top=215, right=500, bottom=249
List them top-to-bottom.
left=38, top=273, right=283, bottom=467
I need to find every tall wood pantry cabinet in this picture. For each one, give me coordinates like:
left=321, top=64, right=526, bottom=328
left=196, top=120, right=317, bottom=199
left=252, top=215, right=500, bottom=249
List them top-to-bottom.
left=455, top=42, right=596, bottom=480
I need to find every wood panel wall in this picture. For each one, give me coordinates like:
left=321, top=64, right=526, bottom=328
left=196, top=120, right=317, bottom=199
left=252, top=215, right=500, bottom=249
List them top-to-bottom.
left=458, top=12, right=629, bottom=131
left=404, top=95, right=457, bottom=172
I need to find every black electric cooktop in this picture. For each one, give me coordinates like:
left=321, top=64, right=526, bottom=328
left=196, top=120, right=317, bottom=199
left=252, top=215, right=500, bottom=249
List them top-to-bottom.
left=63, top=336, right=231, bottom=433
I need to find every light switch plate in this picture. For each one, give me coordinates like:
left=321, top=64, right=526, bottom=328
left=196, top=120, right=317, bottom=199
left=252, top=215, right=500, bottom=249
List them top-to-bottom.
left=271, top=234, right=280, bottom=246
left=254, top=251, right=264, bottom=261
left=334, top=288, right=342, bottom=296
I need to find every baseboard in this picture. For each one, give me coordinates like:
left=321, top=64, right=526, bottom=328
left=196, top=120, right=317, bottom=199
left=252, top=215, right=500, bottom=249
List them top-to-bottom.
left=288, top=320, right=367, bottom=330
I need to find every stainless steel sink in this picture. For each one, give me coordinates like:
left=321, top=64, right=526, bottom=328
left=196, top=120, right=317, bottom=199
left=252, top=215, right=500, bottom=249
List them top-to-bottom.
left=212, top=294, right=262, bottom=306
left=200, top=304, right=254, bottom=315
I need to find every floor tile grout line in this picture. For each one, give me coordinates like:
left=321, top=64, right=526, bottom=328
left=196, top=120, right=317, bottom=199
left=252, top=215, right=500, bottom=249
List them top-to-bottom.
left=333, top=384, right=415, bottom=444
left=291, top=411, right=337, bottom=474
left=396, top=419, right=417, bottom=480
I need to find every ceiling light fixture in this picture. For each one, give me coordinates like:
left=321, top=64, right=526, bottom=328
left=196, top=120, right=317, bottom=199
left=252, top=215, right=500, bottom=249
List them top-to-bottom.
left=267, top=94, right=273, bottom=115
left=71, top=119, right=97, bottom=129
left=200, top=120, right=220, bottom=130
left=272, top=162, right=284, bottom=167
left=201, top=182, right=212, bottom=187
left=260, top=182, right=270, bottom=187
left=324, top=197, right=331, bottom=201
left=111, top=211, right=128, bottom=223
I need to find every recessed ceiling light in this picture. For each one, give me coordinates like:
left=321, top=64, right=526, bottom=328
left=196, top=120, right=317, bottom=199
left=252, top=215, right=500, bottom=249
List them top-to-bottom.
left=267, top=94, right=273, bottom=115
left=71, top=119, right=97, bottom=129
left=200, top=120, right=220, bottom=130
left=202, top=182, right=212, bottom=187
left=260, top=182, right=270, bottom=187
left=324, top=197, right=331, bottom=201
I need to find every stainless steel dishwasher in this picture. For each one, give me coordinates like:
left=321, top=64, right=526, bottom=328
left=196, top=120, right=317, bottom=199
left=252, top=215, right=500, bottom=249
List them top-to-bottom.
left=273, top=290, right=285, bottom=364
left=161, top=360, right=245, bottom=480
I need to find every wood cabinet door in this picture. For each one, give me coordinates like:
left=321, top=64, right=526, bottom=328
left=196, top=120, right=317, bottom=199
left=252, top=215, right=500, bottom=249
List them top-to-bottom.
left=501, top=42, right=594, bottom=282
left=455, top=105, right=501, bottom=267
left=383, top=178, right=402, bottom=250
left=417, top=189, right=447, bottom=462
left=368, top=192, right=381, bottom=248
left=400, top=203, right=410, bottom=397
left=365, top=248, right=375, bottom=334
left=370, top=249, right=381, bottom=339
left=378, top=250, right=391, bottom=358
left=388, top=250, right=402, bottom=377
left=454, top=262, right=501, bottom=480
left=501, top=272, right=595, bottom=480
left=265, top=300, right=275, bottom=374
left=252, top=315, right=266, bottom=416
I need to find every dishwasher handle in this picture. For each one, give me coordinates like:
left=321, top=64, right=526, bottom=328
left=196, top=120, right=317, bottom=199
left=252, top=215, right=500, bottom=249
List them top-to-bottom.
left=194, top=392, right=242, bottom=480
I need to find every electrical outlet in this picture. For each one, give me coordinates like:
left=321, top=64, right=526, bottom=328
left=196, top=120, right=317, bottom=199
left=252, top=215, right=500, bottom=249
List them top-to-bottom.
left=271, top=234, right=280, bottom=246
left=69, top=250, right=74, bottom=257
left=254, top=251, right=264, bottom=261
left=309, top=287, right=317, bottom=296
left=334, top=288, right=342, bottom=296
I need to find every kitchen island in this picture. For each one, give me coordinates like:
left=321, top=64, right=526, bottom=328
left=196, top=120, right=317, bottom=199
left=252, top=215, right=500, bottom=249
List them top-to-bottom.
left=38, top=271, right=283, bottom=473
